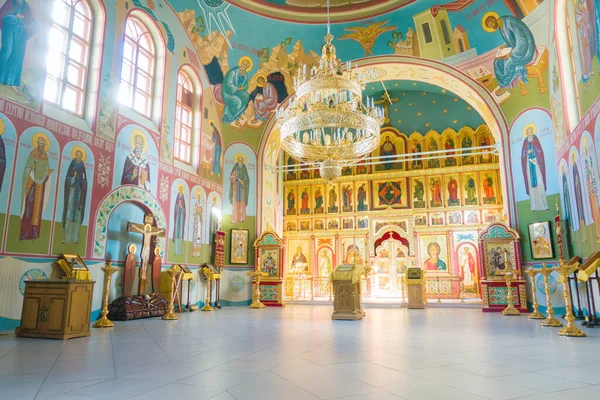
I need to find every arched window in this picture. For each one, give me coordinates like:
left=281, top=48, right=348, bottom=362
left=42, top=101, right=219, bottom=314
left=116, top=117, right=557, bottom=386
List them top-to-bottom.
left=44, top=0, right=92, bottom=116
left=119, top=16, right=156, bottom=118
left=174, top=71, right=194, bottom=163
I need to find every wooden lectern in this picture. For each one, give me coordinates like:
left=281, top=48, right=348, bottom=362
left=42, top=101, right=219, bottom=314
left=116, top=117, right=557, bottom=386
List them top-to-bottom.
left=331, top=264, right=365, bottom=320
left=406, top=268, right=426, bottom=309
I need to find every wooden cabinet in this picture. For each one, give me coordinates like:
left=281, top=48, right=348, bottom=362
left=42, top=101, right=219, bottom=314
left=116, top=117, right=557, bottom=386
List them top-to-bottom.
left=18, top=280, right=95, bottom=340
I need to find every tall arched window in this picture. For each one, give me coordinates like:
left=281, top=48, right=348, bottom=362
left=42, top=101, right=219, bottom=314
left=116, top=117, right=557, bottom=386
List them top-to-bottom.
left=44, top=0, right=92, bottom=116
left=119, top=16, right=156, bottom=118
left=174, top=71, right=194, bottom=163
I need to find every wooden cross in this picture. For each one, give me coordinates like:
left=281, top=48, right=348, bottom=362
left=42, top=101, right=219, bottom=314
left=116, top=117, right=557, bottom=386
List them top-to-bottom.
left=375, top=92, right=398, bottom=126
left=127, top=214, right=166, bottom=295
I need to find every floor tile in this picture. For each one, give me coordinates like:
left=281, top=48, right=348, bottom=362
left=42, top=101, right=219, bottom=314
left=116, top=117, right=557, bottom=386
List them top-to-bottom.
left=497, top=371, right=589, bottom=392
left=66, top=378, right=165, bottom=399
left=126, top=383, right=224, bottom=400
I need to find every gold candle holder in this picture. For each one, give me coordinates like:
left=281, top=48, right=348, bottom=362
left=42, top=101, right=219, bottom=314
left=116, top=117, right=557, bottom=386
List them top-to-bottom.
left=93, top=262, right=119, bottom=328
left=557, top=262, right=586, bottom=337
left=539, top=264, right=563, bottom=327
left=162, top=265, right=180, bottom=320
left=201, top=266, right=215, bottom=312
left=524, top=268, right=545, bottom=320
left=501, top=269, right=521, bottom=316
left=248, top=271, right=269, bottom=309
left=437, top=276, right=442, bottom=303
left=460, top=276, right=465, bottom=304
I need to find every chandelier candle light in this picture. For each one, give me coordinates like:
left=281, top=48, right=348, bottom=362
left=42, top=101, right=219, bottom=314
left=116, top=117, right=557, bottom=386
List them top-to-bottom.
left=276, top=0, right=384, bottom=182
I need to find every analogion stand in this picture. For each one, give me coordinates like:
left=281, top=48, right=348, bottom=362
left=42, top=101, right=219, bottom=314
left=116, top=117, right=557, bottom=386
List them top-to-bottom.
left=478, top=222, right=527, bottom=313
left=252, top=230, right=285, bottom=307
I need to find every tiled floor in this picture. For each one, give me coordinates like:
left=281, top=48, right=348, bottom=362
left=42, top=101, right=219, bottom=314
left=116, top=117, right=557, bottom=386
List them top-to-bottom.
left=1, top=305, right=598, bottom=400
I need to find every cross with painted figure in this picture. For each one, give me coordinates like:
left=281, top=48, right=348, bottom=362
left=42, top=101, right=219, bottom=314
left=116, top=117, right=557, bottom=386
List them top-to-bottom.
left=374, top=92, right=398, bottom=126
left=127, top=214, right=166, bottom=295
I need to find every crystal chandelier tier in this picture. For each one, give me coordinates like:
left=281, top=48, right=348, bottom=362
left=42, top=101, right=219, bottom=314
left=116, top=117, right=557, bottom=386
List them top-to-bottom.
left=275, top=2, right=384, bottom=181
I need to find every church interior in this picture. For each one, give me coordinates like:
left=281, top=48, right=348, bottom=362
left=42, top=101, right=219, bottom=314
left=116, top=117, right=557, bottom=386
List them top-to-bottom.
left=1, top=0, right=600, bottom=399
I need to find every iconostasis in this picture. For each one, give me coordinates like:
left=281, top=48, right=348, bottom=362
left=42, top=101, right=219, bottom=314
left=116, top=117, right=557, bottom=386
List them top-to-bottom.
left=282, top=124, right=505, bottom=299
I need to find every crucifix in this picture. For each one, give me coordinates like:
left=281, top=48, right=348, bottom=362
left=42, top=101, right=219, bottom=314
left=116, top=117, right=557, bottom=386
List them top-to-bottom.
left=374, top=89, right=398, bottom=127
left=127, top=214, right=166, bottom=295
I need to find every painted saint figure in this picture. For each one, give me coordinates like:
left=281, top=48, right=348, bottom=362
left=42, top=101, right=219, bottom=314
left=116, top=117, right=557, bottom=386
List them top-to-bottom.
left=0, top=0, right=36, bottom=87
left=574, top=0, right=595, bottom=88
left=484, top=13, right=536, bottom=89
left=222, top=57, right=252, bottom=124
left=250, top=75, right=278, bottom=123
left=209, top=122, right=222, bottom=176
left=521, top=124, right=548, bottom=211
left=121, top=133, right=151, bottom=191
left=20, top=134, right=53, bottom=241
left=461, top=135, right=474, bottom=165
left=381, top=136, right=396, bottom=170
left=445, top=138, right=456, bottom=166
left=428, top=139, right=440, bottom=168
left=412, top=141, right=422, bottom=169
left=583, top=142, right=600, bottom=238
left=62, top=147, right=88, bottom=244
left=571, top=152, right=587, bottom=232
left=229, top=155, right=250, bottom=223
left=287, top=155, right=296, bottom=180
left=482, top=174, right=496, bottom=204
left=465, top=176, right=477, bottom=205
left=447, top=177, right=459, bottom=206
left=430, top=178, right=442, bottom=207
left=413, top=180, right=425, bottom=207
left=342, top=184, right=352, bottom=212
left=357, top=184, right=367, bottom=211
left=173, top=185, right=186, bottom=255
left=328, top=186, right=338, bottom=213
left=300, top=188, right=309, bottom=214
left=314, top=188, right=324, bottom=213
left=287, top=189, right=296, bottom=215
left=192, top=191, right=203, bottom=257
left=209, top=197, right=219, bottom=242
left=424, top=242, right=447, bottom=271
left=123, top=244, right=138, bottom=297
left=291, top=246, right=308, bottom=273
left=460, top=247, right=476, bottom=288
left=319, top=252, right=332, bottom=277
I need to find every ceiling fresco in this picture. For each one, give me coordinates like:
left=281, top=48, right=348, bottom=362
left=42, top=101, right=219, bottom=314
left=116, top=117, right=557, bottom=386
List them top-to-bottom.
left=225, top=0, right=411, bottom=23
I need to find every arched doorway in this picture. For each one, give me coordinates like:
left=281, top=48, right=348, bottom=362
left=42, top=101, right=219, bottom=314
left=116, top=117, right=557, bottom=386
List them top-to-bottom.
left=256, top=55, right=514, bottom=236
left=372, top=230, right=411, bottom=298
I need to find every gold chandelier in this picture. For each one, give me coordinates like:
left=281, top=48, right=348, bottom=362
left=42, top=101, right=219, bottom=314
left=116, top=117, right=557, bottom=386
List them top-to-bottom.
left=276, top=2, right=383, bottom=181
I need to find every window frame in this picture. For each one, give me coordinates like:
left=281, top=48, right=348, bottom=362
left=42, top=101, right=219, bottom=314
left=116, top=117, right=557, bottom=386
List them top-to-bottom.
left=44, top=0, right=93, bottom=117
left=119, top=16, right=158, bottom=119
left=174, top=70, right=195, bottom=164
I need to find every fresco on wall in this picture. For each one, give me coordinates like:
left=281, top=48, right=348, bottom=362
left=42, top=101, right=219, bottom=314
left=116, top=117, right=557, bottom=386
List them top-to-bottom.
left=0, top=0, right=50, bottom=110
left=567, top=0, right=600, bottom=118
left=339, top=20, right=397, bottom=57
left=549, top=35, right=566, bottom=150
left=509, top=108, right=558, bottom=211
left=0, top=113, right=16, bottom=243
left=201, top=121, right=223, bottom=181
left=112, top=125, right=159, bottom=197
left=5, top=128, right=58, bottom=254
left=581, top=134, right=600, bottom=239
left=52, top=141, right=95, bottom=256
left=223, top=143, right=256, bottom=224
left=568, top=148, right=591, bottom=233
left=168, top=178, right=189, bottom=263
left=189, top=185, right=207, bottom=260
left=206, top=191, right=222, bottom=245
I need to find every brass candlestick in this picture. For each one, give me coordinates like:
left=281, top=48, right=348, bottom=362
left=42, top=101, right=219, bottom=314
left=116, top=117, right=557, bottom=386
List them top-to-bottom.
left=501, top=251, right=521, bottom=316
left=93, top=262, right=119, bottom=328
left=557, top=262, right=586, bottom=337
left=539, top=263, right=563, bottom=327
left=162, top=265, right=180, bottom=320
left=201, top=266, right=214, bottom=311
left=524, top=268, right=545, bottom=319
left=248, top=270, right=269, bottom=309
